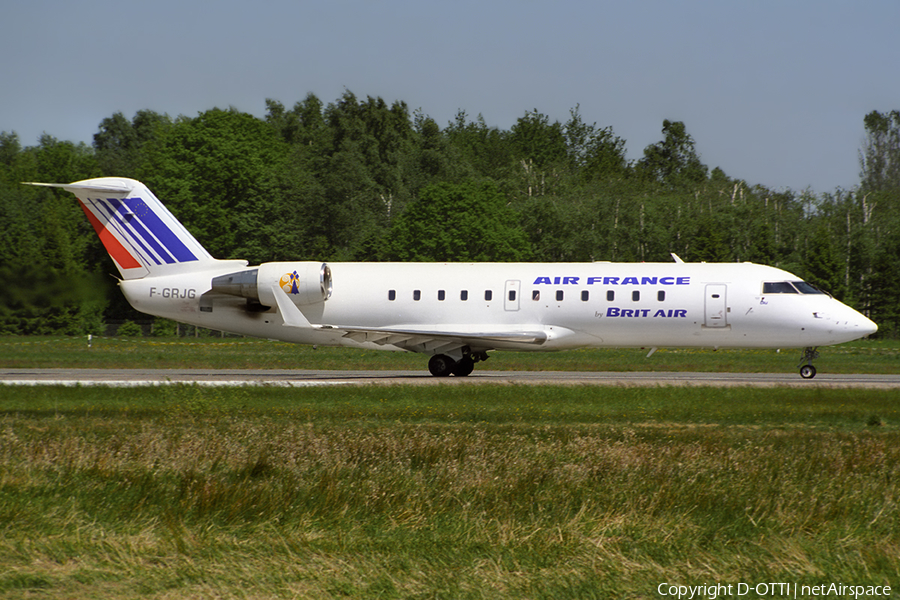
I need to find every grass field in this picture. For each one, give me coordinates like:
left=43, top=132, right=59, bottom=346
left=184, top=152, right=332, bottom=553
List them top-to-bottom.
left=2, top=335, right=900, bottom=374
left=1, top=338, right=898, bottom=598
left=1, top=383, right=899, bottom=599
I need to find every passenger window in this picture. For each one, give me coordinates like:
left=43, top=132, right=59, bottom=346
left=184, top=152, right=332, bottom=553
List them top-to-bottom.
left=388, top=290, right=396, bottom=301
left=413, top=290, right=421, bottom=301
left=438, top=290, right=445, bottom=301
left=461, top=290, right=468, bottom=301
left=485, top=290, right=492, bottom=301
left=508, top=290, right=516, bottom=301
left=532, top=290, right=540, bottom=301
left=556, top=290, right=564, bottom=301
left=607, top=290, right=615, bottom=301
left=658, top=290, right=665, bottom=301
left=581, top=291, right=589, bottom=302
left=632, top=291, right=640, bottom=301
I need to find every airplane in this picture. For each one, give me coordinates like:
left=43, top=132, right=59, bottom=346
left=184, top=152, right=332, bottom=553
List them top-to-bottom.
left=27, top=177, right=877, bottom=379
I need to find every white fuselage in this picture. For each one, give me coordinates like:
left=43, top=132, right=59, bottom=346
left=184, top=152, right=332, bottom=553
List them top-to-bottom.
left=43, top=176, right=876, bottom=377
left=120, top=261, right=876, bottom=353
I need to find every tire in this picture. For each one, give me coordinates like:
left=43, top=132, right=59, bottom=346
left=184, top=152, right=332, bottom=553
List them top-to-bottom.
left=428, top=354, right=455, bottom=377
left=452, top=357, right=475, bottom=376
left=799, top=365, right=817, bottom=379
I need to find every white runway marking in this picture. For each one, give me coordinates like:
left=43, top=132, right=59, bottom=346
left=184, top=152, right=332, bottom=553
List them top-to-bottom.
left=3, top=369, right=900, bottom=388
left=0, top=379, right=353, bottom=388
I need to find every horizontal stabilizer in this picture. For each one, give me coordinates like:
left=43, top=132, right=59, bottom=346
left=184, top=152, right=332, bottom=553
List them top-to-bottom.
left=24, top=181, right=135, bottom=195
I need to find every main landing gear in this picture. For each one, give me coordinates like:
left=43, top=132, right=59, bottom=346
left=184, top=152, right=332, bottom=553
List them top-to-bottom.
left=798, top=346, right=819, bottom=379
left=427, top=350, right=489, bottom=377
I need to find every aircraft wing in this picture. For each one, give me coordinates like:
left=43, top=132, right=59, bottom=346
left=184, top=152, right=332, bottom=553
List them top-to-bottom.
left=270, top=283, right=548, bottom=354
left=327, top=325, right=548, bottom=354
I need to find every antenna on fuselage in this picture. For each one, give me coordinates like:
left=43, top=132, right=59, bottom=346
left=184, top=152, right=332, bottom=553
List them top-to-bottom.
left=671, top=253, right=685, bottom=264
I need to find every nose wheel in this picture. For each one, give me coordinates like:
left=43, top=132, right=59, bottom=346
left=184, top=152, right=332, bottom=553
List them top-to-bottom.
left=798, top=347, right=819, bottom=379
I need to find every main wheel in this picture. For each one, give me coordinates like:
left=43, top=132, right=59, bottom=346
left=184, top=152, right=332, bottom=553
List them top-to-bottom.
left=428, top=354, right=455, bottom=377
left=452, top=356, right=475, bottom=377
left=799, top=364, right=817, bottom=379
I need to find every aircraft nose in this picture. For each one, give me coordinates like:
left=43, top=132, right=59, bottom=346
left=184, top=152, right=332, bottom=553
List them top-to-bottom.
left=827, top=303, right=878, bottom=343
left=843, top=305, right=878, bottom=337
left=858, top=313, right=878, bottom=337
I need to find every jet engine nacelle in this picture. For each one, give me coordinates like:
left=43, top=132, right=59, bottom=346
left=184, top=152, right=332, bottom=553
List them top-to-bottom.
left=211, top=262, right=332, bottom=307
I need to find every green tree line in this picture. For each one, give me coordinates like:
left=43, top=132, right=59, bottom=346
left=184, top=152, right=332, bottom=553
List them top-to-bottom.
left=1, top=94, right=898, bottom=335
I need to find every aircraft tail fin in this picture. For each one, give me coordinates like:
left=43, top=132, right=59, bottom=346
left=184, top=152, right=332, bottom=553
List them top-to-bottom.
left=26, top=177, right=216, bottom=280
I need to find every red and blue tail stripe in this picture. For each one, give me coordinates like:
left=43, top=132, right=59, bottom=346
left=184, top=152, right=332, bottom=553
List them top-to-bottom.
left=26, top=178, right=214, bottom=280
left=84, top=196, right=198, bottom=267
left=114, top=197, right=198, bottom=262
left=78, top=199, right=144, bottom=270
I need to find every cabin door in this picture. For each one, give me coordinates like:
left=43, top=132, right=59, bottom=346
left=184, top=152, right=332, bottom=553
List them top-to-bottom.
left=504, top=280, right=521, bottom=311
left=704, top=284, right=728, bottom=327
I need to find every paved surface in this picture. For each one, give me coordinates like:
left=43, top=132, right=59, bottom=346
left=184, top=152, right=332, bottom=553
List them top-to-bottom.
left=2, top=368, right=900, bottom=388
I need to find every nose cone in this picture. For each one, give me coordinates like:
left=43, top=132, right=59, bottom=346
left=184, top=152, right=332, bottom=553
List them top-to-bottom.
left=812, top=301, right=878, bottom=345
left=837, top=304, right=877, bottom=341
left=858, top=313, right=878, bottom=337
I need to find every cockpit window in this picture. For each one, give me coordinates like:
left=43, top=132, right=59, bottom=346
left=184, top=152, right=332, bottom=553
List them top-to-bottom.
left=762, top=281, right=829, bottom=295
left=763, top=281, right=798, bottom=294
left=792, top=281, right=827, bottom=295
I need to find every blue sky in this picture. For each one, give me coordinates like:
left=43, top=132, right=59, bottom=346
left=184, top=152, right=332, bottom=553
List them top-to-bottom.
left=2, top=0, right=897, bottom=192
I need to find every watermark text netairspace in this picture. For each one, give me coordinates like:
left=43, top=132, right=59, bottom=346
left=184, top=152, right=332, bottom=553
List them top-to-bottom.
left=657, top=582, right=892, bottom=599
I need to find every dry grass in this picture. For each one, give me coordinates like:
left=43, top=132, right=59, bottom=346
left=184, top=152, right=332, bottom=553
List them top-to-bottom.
left=1, top=385, right=898, bottom=598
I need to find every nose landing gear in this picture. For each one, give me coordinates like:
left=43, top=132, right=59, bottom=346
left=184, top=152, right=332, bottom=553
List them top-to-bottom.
left=798, top=346, right=819, bottom=379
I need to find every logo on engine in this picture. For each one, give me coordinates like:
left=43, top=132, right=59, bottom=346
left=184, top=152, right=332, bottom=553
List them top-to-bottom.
left=280, top=271, right=301, bottom=295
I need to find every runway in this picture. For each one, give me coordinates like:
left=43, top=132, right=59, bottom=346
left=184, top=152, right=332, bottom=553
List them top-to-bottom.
left=2, top=368, right=900, bottom=388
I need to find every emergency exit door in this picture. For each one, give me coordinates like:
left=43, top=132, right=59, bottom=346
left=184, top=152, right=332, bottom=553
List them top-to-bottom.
left=504, top=280, right=520, bottom=311
left=704, top=284, right=728, bottom=327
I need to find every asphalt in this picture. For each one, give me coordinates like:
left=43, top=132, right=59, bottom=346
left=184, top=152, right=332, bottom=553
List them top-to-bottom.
left=2, top=369, right=900, bottom=388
